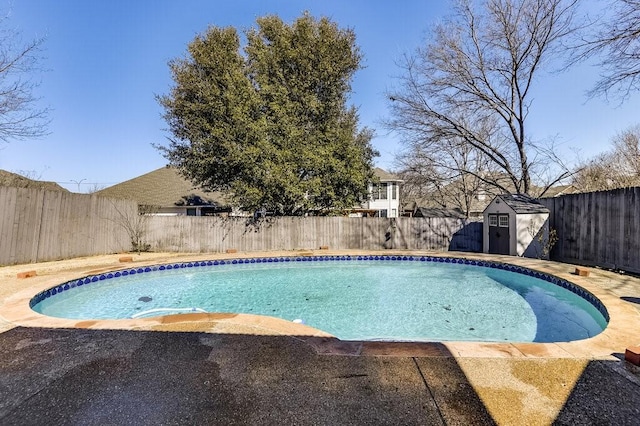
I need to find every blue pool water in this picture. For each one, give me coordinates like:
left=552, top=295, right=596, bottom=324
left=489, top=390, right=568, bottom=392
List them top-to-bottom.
left=31, top=257, right=608, bottom=342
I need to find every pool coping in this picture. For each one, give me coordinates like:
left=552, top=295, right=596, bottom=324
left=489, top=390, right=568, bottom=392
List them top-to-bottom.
left=2, top=250, right=639, bottom=359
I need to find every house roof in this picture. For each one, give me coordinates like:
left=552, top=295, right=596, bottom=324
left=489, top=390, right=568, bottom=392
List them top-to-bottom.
left=96, top=166, right=228, bottom=207
left=374, top=167, right=403, bottom=182
left=0, top=170, right=69, bottom=192
left=539, top=184, right=578, bottom=198
left=489, top=193, right=549, bottom=214
left=414, top=207, right=467, bottom=219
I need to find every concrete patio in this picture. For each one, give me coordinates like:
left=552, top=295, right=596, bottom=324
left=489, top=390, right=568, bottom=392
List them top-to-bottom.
left=1, top=251, right=639, bottom=425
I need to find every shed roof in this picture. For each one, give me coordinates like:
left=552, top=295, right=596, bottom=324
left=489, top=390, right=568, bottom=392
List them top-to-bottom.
left=96, top=166, right=228, bottom=207
left=489, top=193, right=549, bottom=214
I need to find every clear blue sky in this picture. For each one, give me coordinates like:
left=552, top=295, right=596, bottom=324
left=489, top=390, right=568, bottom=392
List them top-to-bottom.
left=1, top=0, right=639, bottom=192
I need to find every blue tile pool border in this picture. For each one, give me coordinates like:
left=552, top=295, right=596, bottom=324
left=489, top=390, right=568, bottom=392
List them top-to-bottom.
left=29, top=255, right=610, bottom=322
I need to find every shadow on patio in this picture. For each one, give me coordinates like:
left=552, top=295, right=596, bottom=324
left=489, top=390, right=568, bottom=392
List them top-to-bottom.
left=1, top=326, right=639, bottom=425
left=0, top=327, right=494, bottom=425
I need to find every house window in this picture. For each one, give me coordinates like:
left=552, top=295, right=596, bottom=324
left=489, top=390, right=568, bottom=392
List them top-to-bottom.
left=372, top=183, right=388, bottom=200
left=391, top=184, right=397, bottom=200
left=391, top=208, right=397, bottom=217
left=377, top=209, right=388, bottom=218
left=489, top=215, right=497, bottom=226
left=499, top=215, right=509, bottom=227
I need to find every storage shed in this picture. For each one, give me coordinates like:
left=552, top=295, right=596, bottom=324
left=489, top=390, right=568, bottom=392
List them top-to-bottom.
left=483, top=194, right=550, bottom=258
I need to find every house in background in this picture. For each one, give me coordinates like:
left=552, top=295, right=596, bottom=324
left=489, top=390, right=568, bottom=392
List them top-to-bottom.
left=96, top=166, right=232, bottom=216
left=99, top=166, right=405, bottom=218
left=348, top=168, right=403, bottom=217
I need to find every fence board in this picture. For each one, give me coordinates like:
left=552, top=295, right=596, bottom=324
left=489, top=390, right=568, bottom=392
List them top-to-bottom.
left=0, top=188, right=13, bottom=262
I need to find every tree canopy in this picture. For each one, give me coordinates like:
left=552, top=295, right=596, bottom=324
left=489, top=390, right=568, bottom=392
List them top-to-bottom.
left=387, top=0, right=580, bottom=198
left=158, top=13, right=376, bottom=215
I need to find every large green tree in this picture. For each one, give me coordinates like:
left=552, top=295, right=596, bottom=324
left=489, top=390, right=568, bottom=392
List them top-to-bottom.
left=158, top=13, right=376, bottom=215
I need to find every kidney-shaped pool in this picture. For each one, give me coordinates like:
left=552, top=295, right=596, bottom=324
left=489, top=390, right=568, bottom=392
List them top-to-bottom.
left=30, top=255, right=609, bottom=343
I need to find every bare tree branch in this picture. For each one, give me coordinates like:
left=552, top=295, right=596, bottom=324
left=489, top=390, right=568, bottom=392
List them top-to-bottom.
left=386, top=0, right=580, bottom=197
left=569, top=0, right=640, bottom=101
left=0, top=12, right=49, bottom=143
left=571, top=124, right=640, bottom=191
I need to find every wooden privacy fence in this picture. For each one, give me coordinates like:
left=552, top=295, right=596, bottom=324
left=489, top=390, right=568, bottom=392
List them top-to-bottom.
left=5, top=184, right=639, bottom=271
left=0, top=185, right=482, bottom=265
left=0, top=187, right=136, bottom=266
left=540, top=187, right=640, bottom=274
left=145, top=216, right=483, bottom=253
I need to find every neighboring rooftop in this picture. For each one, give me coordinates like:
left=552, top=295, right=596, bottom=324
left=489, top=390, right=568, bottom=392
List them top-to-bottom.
left=96, top=166, right=227, bottom=207
left=373, top=167, right=402, bottom=182
left=0, top=170, right=69, bottom=192
left=540, top=184, right=578, bottom=198
left=494, top=193, right=550, bottom=214
left=414, top=207, right=468, bottom=219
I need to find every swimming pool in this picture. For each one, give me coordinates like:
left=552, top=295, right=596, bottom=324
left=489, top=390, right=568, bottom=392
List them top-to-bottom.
left=30, top=255, right=609, bottom=343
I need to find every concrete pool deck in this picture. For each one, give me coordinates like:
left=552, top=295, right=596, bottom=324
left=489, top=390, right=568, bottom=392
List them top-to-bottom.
left=1, top=250, right=639, bottom=425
